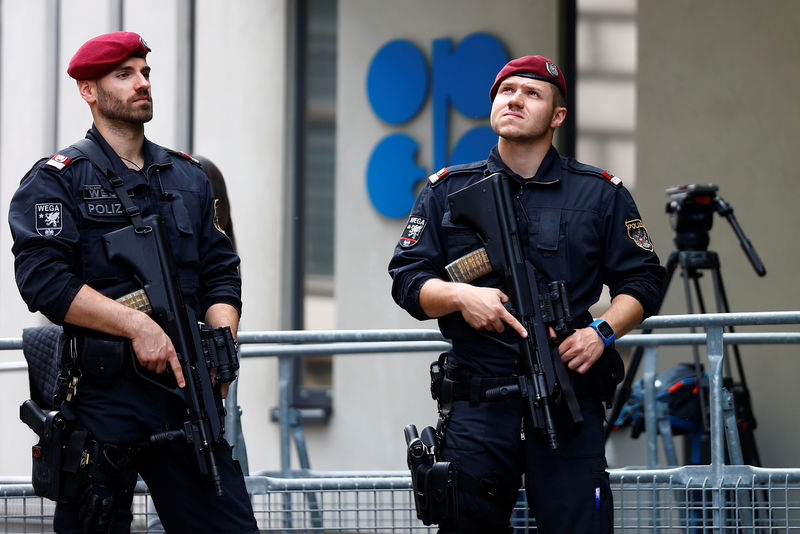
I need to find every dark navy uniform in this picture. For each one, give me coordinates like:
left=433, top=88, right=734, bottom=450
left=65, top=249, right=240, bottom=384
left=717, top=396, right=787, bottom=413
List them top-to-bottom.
left=9, top=126, right=257, bottom=534
left=389, top=145, right=665, bottom=533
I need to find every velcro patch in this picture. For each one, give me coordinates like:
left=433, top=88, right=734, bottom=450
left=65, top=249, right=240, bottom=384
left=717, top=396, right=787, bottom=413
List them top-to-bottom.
left=45, top=154, right=72, bottom=171
left=35, top=203, right=63, bottom=237
left=399, top=216, right=427, bottom=248
left=626, top=219, right=654, bottom=251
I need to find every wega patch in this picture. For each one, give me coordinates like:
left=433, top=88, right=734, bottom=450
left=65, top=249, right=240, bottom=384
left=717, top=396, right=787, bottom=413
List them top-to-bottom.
left=36, top=203, right=63, bottom=237
left=399, top=216, right=427, bottom=248
left=626, top=219, right=654, bottom=252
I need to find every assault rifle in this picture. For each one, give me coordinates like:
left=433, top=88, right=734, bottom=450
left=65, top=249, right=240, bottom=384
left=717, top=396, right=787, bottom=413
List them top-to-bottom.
left=447, top=173, right=582, bottom=449
left=103, top=214, right=237, bottom=496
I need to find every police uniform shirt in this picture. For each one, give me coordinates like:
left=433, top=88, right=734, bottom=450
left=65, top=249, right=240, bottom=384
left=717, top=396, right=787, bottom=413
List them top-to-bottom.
left=9, top=125, right=241, bottom=325
left=389, top=145, right=665, bottom=377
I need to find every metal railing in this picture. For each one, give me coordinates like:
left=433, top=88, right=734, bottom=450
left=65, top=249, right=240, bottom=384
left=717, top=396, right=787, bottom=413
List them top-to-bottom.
left=2, top=311, right=800, bottom=531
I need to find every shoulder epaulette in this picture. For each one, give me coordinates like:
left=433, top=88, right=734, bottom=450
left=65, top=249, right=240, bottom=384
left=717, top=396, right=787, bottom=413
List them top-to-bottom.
left=42, top=146, right=88, bottom=173
left=168, top=149, right=202, bottom=166
left=44, top=154, right=74, bottom=171
left=567, top=159, right=623, bottom=188
left=427, top=160, right=485, bottom=187
left=427, top=167, right=449, bottom=185
left=600, top=170, right=623, bottom=187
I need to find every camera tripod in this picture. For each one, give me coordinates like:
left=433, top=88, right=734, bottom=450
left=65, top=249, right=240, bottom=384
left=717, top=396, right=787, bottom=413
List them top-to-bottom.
left=605, top=184, right=766, bottom=467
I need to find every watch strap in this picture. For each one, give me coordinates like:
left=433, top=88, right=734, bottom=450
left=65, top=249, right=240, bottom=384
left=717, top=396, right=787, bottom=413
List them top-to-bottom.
left=589, top=319, right=615, bottom=348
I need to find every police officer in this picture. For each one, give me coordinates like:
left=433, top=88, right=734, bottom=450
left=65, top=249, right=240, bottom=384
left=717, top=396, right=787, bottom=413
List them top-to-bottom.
left=8, top=32, right=258, bottom=533
left=389, top=55, right=665, bottom=533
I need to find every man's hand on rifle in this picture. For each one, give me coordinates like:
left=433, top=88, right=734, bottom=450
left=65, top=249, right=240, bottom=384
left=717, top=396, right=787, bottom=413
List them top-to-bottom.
left=419, top=278, right=528, bottom=338
left=64, top=284, right=187, bottom=387
left=554, top=294, right=644, bottom=374
left=205, top=303, right=240, bottom=400
left=130, top=313, right=186, bottom=388
left=550, top=326, right=605, bottom=375
left=210, top=371, right=231, bottom=399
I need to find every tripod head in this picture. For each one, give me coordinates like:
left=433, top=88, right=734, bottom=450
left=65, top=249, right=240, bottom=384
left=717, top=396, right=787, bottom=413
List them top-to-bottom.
left=665, top=184, right=766, bottom=276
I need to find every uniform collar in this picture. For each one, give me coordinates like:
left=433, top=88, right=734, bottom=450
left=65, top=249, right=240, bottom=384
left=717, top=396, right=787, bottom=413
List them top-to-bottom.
left=87, top=124, right=172, bottom=173
left=487, top=144, right=562, bottom=185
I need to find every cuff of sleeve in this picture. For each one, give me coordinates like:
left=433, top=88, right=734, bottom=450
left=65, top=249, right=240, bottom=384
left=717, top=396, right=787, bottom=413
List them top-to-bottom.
left=404, top=276, right=435, bottom=321
left=50, top=278, right=85, bottom=325
left=611, top=289, right=654, bottom=319
left=201, top=296, right=242, bottom=319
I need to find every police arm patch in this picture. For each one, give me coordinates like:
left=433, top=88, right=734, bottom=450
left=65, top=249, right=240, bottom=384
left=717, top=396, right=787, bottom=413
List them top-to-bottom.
left=35, top=203, right=63, bottom=237
left=399, top=216, right=427, bottom=248
left=625, top=219, right=654, bottom=251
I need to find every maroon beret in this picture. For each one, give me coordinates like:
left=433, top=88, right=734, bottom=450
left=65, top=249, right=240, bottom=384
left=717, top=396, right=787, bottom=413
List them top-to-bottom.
left=67, top=32, right=151, bottom=80
left=489, top=55, right=567, bottom=101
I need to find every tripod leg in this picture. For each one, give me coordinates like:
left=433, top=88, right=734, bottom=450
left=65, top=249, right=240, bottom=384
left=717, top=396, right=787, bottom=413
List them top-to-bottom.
left=680, top=254, right=711, bottom=433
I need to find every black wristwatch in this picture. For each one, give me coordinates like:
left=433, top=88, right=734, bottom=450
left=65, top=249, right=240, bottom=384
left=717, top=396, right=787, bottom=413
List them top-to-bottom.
left=589, top=319, right=615, bottom=348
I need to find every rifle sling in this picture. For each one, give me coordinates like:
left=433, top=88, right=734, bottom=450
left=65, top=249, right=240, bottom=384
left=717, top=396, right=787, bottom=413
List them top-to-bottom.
left=71, top=138, right=151, bottom=233
left=552, top=352, right=584, bottom=426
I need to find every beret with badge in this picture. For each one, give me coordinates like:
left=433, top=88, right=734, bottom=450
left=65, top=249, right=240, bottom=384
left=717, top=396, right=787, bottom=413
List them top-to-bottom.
left=67, top=31, right=151, bottom=81
left=489, top=55, right=567, bottom=101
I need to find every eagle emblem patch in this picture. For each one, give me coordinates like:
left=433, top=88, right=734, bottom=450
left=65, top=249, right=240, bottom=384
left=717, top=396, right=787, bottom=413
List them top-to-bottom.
left=36, top=203, right=63, bottom=237
left=400, top=216, right=427, bottom=248
left=626, top=219, right=654, bottom=251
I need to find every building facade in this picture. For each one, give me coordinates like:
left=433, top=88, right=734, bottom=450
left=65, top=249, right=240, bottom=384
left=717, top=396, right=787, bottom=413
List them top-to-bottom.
left=0, top=0, right=798, bottom=477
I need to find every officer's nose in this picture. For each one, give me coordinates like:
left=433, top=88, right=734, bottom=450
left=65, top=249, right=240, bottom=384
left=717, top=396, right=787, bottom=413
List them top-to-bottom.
left=134, top=74, right=151, bottom=92
left=507, top=89, right=524, bottom=108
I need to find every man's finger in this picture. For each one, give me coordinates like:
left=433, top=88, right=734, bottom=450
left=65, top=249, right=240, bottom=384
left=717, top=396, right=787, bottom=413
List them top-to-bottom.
left=503, top=310, right=528, bottom=338
left=168, top=354, right=186, bottom=388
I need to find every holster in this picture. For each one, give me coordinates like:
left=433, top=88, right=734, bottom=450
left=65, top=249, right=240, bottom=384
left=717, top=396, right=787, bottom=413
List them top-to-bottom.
left=20, top=400, right=88, bottom=502
left=405, top=424, right=458, bottom=526
left=413, top=461, right=458, bottom=525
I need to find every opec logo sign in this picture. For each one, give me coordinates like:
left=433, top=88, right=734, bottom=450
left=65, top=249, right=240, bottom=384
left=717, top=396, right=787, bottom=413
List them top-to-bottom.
left=366, top=33, right=508, bottom=218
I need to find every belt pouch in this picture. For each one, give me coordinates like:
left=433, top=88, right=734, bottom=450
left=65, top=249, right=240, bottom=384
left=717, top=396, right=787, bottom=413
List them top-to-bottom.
left=76, top=334, right=129, bottom=385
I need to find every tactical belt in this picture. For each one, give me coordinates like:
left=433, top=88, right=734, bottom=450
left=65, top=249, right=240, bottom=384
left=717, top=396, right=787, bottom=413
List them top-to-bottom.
left=441, top=375, right=523, bottom=405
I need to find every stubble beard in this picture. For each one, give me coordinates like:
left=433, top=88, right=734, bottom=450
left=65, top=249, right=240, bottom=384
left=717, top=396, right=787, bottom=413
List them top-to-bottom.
left=96, top=83, right=153, bottom=125
left=492, top=107, right=554, bottom=144
left=495, top=120, right=550, bottom=144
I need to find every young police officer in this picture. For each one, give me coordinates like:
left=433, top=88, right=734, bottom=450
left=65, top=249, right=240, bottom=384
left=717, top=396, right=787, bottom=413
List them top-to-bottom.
left=9, top=32, right=258, bottom=533
left=389, top=56, right=665, bottom=533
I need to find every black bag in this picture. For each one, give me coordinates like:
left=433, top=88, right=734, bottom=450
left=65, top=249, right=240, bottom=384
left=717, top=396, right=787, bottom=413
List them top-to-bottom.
left=22, top=325, right=66, bottom=410
left=612, top=363, right=706, bottom=438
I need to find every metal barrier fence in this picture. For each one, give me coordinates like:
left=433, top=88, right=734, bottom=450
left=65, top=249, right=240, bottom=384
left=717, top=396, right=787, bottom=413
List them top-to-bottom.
left=2, top=311, right=800, bottom=532
left=3, top=469, right=800, bottom=532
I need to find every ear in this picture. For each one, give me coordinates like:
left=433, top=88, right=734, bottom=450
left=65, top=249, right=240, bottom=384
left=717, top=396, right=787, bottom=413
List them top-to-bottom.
left=78, top=80, right=97, bottom=105
left=550, top=105, right=567, bottom=129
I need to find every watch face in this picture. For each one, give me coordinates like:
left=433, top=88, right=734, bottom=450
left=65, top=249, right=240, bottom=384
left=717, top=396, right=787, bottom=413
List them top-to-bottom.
left=597, top=321, right=614, bottom=338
